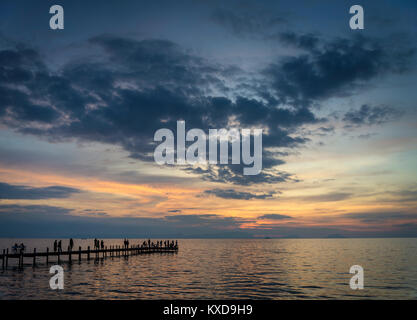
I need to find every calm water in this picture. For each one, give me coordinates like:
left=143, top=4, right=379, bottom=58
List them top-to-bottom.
left=0, top=238, right=416, bottom=299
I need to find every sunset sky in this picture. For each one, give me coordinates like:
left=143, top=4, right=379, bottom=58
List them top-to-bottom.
left=0, top=0, right=416, bottom=238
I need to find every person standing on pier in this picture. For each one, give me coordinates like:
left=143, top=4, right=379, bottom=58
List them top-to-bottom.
left=69, top=238, right=74, bottom=251
left=54, top=240, right=57, bottom=252
left=58, top=240, right=62, bottom=252
left=101, top=240, right=104, bottom=249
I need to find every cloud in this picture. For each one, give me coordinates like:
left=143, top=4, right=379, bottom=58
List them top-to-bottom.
left=211, top=7, right=286, bottom=37
left=274, top=32, right=319, bottom=51
left=0, top=33, right=413, bottom=185
left=264, top=34, right=415, bottom=107
left=0, top=36, right=321, bottom=185
left=343, top=104, right=402, bottom=126
left=186, top=164, right=296, bottom=186
left=0, top=182, right=80, bottom=199
left=204, top=188, right=278, bottom=200
left=391, top=190, right=417, bottom=202
left=298, top=192, right=352, bottom=202
left=0, top=204, right=72, bottom=217
left=1, top=204, right=416, bottom=238
left=0, top=205, right=253, bottom=238
left=342, top=210, right=417, bottom=223
left=257, top=214, right=293, bottom=220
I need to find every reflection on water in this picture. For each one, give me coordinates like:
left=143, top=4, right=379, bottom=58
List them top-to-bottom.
left=0, top=238, right=416, bottom=299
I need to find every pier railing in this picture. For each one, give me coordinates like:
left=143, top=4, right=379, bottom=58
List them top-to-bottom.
left=0, top=245, right=178, bottom=269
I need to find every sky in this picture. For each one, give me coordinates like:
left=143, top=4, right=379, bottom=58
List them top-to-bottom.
left=0, top=0, right=416, bottom=238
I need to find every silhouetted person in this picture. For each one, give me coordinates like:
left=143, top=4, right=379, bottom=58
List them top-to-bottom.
left=69, top=238, right=74, bottom=250
left=148, top=239, right=151, bottom=248
left=53, top=240, right=57, bottom=252
left=58, top=240, right=62, bottom=252
left=101, top=240, right=104, bottom=249
left=175, top=240, right=178, bottom=248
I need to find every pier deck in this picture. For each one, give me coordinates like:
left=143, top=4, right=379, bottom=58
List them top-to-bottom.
left=0, top=245, right=178, bottom=269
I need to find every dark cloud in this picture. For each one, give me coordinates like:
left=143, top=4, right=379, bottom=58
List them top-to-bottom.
left=211, top=8, right=286, bottom=37
left=273, top=32, right=319, bottom=51
left=1, top=33, right=413, bottom=185
left=264, top=34, right=415, bottom=107
left=0, top=36, right=321, bottom=185
left=0, top=48, right=61, bottom=122
left=343, top=104, right=402, bottom=126
left=318, top=126, right=335, bottom=134
left=185, top=164, right=297, bottom=186
left=0, top=182, right=80, bottom=199
left=204, top=188, right=278, bottom=200
left=0, top=204, right=72, bottom=216
left=341, top=210, right=417, bottom=223
left=257, top=214, right=293, bottom=220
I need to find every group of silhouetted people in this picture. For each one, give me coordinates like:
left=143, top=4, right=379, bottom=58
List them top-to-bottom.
left=53, top=238, right=74, bottom=252
left=94, top=238, right=104, bottom=250
left=123, top=238, right=130, bottom=248
left=141, top=239, right=178, bottom=249
left=53, top=240, right=62, bottom=252
left=12, top=243, right=25, bottom=253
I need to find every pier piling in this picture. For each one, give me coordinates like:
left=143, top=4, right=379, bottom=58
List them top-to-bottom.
left=33, top=248, right=36, bottom=267
left=19, top=250, right=23, bottom=269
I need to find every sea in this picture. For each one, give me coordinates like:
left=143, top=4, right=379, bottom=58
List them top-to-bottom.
left=0, top=238, right=416, bottom=299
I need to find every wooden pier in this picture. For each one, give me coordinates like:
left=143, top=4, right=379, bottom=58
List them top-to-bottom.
left=0, top=245, right=178, bottom=269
